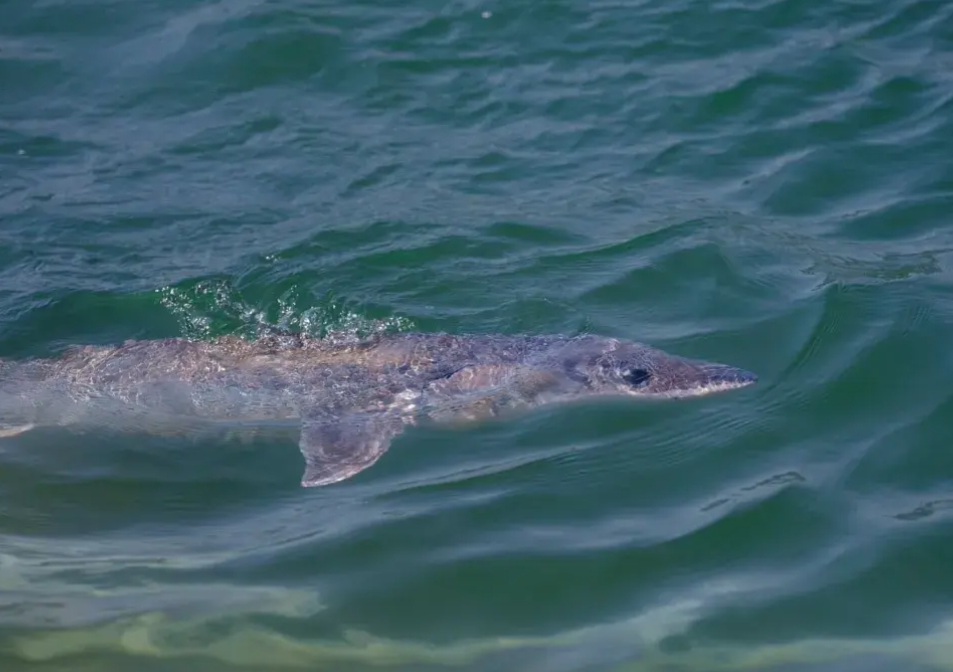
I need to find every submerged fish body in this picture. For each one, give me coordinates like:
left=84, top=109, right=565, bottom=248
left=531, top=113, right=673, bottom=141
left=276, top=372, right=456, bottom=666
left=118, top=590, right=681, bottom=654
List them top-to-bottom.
left=0, top=331, right=757, bottom=487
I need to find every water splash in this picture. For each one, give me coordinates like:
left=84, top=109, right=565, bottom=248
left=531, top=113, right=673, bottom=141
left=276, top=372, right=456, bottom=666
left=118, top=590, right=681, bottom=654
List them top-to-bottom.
left=155, top=277, right=415, bottom=342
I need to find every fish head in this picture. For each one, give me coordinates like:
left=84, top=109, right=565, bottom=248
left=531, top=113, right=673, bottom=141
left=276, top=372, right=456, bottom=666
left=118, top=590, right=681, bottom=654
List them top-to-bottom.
left=562, top=337, right=757, bottom=400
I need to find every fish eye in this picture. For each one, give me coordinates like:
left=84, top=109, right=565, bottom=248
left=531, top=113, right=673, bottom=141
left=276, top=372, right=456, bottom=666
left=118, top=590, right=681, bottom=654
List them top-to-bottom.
left=623, top=368, right=651, bottom=386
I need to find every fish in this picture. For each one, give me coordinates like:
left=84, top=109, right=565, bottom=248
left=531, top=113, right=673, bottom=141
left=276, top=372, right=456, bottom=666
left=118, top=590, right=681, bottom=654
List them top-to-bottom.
left=0, top=331, right=757, bottom=487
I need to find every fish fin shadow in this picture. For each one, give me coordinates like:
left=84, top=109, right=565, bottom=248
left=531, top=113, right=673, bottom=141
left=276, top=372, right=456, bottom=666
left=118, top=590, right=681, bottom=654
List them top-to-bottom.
left=299, top=412, right=408, bottom=488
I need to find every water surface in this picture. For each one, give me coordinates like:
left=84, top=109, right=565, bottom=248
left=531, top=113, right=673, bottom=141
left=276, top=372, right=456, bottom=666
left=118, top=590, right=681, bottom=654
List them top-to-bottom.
left=2, top=0, right=953, bottom=669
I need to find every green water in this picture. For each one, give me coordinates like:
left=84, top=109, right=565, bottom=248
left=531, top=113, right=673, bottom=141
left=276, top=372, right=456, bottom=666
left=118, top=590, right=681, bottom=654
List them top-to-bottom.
left=2, top=0, right=953, bottom=669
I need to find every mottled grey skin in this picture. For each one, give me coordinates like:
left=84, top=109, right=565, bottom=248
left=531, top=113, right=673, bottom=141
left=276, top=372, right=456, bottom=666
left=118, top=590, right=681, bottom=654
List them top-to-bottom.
left=0, top=331, right=757, bottom=487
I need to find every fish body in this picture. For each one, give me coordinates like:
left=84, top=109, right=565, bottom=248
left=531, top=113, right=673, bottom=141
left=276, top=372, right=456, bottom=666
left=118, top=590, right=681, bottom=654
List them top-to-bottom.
left=0, top=331, right=757, bottom=487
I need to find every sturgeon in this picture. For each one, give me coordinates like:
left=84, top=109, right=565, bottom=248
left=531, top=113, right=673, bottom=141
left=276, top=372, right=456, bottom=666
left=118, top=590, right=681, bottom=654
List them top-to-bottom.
left=0, top=331, right=757, bottom=487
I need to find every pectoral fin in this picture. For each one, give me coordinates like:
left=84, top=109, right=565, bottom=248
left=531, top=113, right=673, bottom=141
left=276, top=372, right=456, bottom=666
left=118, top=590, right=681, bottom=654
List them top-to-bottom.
left=299, top=413, right=406, bottom=488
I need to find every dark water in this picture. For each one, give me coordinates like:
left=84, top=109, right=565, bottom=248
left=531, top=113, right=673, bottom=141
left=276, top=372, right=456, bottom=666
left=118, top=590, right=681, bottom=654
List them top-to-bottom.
left=2, top=0, right=953, bottom=669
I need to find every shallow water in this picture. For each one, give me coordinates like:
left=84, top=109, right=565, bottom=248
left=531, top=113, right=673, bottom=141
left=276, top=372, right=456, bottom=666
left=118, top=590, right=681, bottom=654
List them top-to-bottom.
left=2, top=0, right=953, bottom=670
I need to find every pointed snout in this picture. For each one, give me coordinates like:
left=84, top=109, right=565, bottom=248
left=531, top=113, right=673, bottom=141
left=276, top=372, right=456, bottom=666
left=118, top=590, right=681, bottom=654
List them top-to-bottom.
left=638, top=356, right=759, bottom=399
left=693, top=363, right=758, bottom=393
left=708, top=365, right=758, bottom=385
